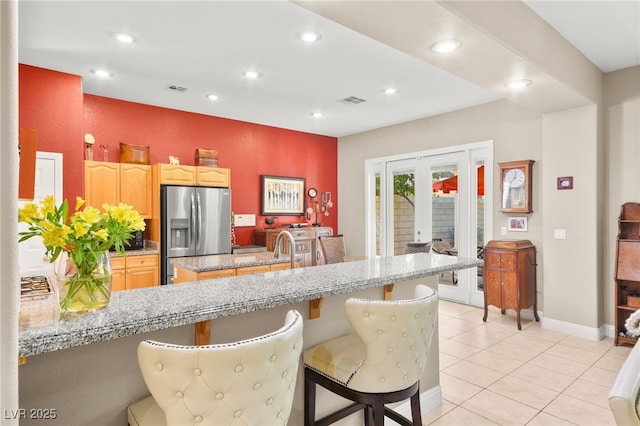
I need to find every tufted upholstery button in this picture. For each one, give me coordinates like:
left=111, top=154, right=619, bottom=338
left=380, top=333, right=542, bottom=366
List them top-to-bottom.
left=364, top=311, right=369, bottom=317
left=414, top=313, right=419, bottom=319
left=377, top=329, right=383, bottom=335
left=402, top=332, right=408, bottom=337
left=409, top=345, right=415, bottom=350
left=387, top=346, right=393, bottom=353
left=270, top=354, right=277, bottom=362
left=396, top=361, right=402, bottom=368
left=155, top=363, right=163, bottom=371
left=234, top=364, right=244, bottom=373
left=193, top=368, right=202, bottom=376
left=282, top=370, right=288, bottom=378
left=403, top=375, right=408, bottom=380
left=379, top=377, right=386, bottom=382
left=253, top=382, right=262, bottom=390
left=176, top=392, right=184, bottom=399
left=215, top=393, right=224, bottom=400
left=266, top=398, right=273, bottom=406
left=234, top=410, right=242, bottom=418
left=194, top=415, right=203, bottom=423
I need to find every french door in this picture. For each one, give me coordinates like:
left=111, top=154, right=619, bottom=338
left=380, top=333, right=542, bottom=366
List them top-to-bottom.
left=369, top=142, right=491, bottom=306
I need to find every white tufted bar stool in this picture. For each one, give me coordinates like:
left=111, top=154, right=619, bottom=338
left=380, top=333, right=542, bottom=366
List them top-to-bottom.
left=304, top=284, right=438, bottom=426
left=127, top=309, right=303, bottom=426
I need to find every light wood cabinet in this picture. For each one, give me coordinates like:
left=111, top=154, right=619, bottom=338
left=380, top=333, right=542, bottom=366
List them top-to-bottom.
left=84, top=161, right=152, bottom=218
left=84, top=161, right=120, bottom=207
left=120, top=163, right=152, bottom=218
left=154, top=164, right=230, bottom=187
left=197, top=167, right=230, bottom=187
left=615, top=202, right=640, bottom=346
left=254, top=227, right=333, bottom=267
left=482, top=239, right=538, bottom=330
left=110, top=254, right=159, bottom=291
left=173, top=262, right=292, bottom=283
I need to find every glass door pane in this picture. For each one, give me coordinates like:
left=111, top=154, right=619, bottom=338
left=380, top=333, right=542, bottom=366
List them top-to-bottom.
left=431, top=162, right=459, bottom=287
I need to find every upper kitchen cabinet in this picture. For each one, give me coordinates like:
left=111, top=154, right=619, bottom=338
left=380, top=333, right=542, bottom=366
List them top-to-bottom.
left=84, top=161, right=152, bottom=218
left=84, top=161, right=119, bottom=207
left=121, top=163, right=153, bottom=218
left=154, top=164, right=230, bottom=187
left=197, top=167, right=230, bottom=187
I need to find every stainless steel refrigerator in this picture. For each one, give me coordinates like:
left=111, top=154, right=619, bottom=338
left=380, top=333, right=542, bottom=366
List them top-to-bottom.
left=161, top=185, right=231, bottom=284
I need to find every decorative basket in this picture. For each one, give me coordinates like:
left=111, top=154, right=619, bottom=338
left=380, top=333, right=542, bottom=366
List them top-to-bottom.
left=120, top=142, right=150, bottom=164
left=195, top=148, right=218, bottom=167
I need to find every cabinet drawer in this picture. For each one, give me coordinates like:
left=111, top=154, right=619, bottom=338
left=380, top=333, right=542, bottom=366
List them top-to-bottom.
left=126, top=254, right=158, bottom=268
left=110, top=256, right=126, bottom=270
left=236, top=265, right=270, bottom=276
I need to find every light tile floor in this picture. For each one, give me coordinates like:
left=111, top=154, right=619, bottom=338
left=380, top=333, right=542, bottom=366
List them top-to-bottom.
left=422, top=300, right=632, bottom=426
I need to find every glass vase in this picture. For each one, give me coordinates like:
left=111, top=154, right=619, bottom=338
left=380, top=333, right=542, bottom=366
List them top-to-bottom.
left=54, top=250, right=113, bottom=315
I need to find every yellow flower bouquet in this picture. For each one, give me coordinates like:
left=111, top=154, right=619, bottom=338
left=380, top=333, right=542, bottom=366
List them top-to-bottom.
left=19, top=196, right=145, bottom=314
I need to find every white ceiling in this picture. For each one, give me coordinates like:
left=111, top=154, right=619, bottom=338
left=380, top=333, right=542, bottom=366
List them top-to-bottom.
left=18, top=1, right=640, bottom=138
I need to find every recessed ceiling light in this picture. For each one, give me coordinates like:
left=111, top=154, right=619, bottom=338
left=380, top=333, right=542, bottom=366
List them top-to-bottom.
left=300, top=31, right=321, bottom=42
left=113, top=33, right=135, bottom=43
left=431, top=39, right=462, bottom=53
left=92, top=69, right=112, bottom=78
left=244, top=70, right=261, bottom=79
left=505, top=79, right=532, bottom=89
left=384, top=88, right=397, bottom=95
left=206, top=94, right=219, bottom=101
left=311, top=112, right=323, bottom=118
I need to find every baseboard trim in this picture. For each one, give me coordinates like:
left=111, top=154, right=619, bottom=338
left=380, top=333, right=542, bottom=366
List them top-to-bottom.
left=541, top=316, right=606, bottom=341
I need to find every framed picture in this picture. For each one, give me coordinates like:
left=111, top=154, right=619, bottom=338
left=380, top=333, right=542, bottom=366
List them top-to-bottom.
left=261, top=175, right=306, bottom=216
left=557, top=176, right=573, bottom=190
left=507, top=216, right=528, bottom=232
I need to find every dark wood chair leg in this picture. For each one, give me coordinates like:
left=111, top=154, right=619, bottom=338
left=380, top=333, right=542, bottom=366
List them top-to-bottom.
left=305, top=368, right=316, bottom=426
left=410, top=387, right=422, bottom=425
left=372, top=398, right=385, bottom=426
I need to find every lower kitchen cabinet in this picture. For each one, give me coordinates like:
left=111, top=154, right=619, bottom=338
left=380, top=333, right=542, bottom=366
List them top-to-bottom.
left=110, top=254, right=159, bottom=291
left=173, top=262, right=294, bottom=283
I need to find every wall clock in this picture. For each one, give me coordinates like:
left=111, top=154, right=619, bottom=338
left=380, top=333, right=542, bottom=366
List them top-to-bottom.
left=499, top=160, right=534, bottom=213
left=308, top=187, right=318, bottom=198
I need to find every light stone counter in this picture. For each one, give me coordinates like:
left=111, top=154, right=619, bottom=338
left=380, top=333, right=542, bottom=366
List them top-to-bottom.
left=171, top=251, right=290, bottom=271
left=18, top=253, right=482, bottom=357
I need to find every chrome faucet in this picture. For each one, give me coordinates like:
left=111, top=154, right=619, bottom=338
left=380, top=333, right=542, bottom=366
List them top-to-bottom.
left=274, top=230, right=296, bottom=269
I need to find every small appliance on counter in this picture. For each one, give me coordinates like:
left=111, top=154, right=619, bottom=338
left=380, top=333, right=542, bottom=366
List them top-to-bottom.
left=110, top=230, right=144, bottom=251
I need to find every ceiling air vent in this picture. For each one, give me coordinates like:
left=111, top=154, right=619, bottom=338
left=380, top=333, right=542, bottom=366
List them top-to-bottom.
left=167, top=84, right=188, bottom=92
left=338, top=96, right=367, bottom=105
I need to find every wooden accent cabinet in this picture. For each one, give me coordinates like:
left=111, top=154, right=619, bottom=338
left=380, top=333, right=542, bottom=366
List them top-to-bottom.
left=84, top=161, right=152, bottom=218
left=615, top=202, right=640, bottom=346
left=254, top=227, right=333, bottom=267
left=483, top=239, right=538, bottom=330
left=110, top=254, right=159, bottom=291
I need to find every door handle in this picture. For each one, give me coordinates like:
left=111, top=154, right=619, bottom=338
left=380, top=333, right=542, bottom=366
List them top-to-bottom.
left=191, top=192, right=196, bottom=250
left=196, top=192, right=202, bottom=251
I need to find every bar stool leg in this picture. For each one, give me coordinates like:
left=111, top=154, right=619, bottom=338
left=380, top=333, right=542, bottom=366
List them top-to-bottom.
left=305, top=368, right=316, bottom=426
left=410, top=387, right=422, bottom=425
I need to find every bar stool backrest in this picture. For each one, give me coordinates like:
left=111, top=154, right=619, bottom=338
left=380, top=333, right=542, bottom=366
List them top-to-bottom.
left=319, top=235, right=347, bottom=264
left=344, top=284, right=438, bottom=392
left=136, top=310, right=303, bottom=426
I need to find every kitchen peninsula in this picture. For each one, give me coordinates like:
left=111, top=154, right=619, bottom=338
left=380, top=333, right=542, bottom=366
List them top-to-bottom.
left=19, top=253, right=482, bottom=426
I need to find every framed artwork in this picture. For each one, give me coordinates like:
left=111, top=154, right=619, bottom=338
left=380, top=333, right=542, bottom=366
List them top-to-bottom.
left=261, top=175, right=306, bottom=216
left=557, top=176, right=573, bottom=190
left=507, top=216, right=528, bottom=232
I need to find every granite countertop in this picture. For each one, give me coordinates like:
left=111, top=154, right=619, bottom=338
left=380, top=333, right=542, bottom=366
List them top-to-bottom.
left=109, top=240, right=159, bottom=258
left=172, top=251, right=290, bottom=272
left=18, top=253, right=483, bottom=357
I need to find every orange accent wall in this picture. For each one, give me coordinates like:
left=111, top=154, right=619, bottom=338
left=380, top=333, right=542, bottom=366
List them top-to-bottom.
left=19, top=64, right=338, bottom=245
left=19, top=64, right=84, bottom=204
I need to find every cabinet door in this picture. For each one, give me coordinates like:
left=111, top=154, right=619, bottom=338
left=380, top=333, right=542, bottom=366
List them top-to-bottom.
left=84, top=161, right=119, bottom=208
left=120, top=164, right=152, bottom=218
left=158, top=164, right=196, bottom=185
left=196, top=167, right=230, bottom=187
left=294, top=239, right=314, bottom=268
left=110, top=257, right=126, bottom=292
left=270, top=263, right=292, bottom=271
left=125, top=266, right=159, bottom=289
left=484, top=269, right=503, bottom=307
left=501, top=271, right=519, bottom=310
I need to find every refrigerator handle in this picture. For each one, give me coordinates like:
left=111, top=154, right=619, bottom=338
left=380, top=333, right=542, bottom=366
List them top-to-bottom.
left=196, top=191, right=202, bottom=251
left=191, top=192, right=197, bottom=250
